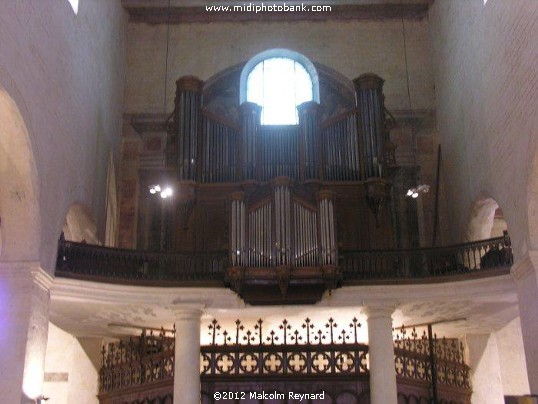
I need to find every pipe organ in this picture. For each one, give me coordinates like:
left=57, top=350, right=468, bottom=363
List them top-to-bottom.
left=139, top=65, right=400, bottom=304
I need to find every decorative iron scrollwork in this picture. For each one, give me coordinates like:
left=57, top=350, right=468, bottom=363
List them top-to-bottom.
left=201, top=317, right=368, bottom=378
left=393, top=325, right=470, bottom=391
left=99, top=328, right=175, bottom=395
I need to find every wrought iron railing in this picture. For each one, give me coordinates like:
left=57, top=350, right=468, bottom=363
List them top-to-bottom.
left=340, top=232, right=513, bottom=281
left=55, top=233, right=512, bottom=284
left=56, top=240, right=227, bottom=283
left=201, top=317, right=369, bottom=378
left=97, top=320, right=472, bottom=403
left=394, top=325, right=471, bottom=402
left=99, top=328, right=175, bottom=395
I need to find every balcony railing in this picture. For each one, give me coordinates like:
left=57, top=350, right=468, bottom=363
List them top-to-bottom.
left=340, top=232, right=513, bottom=281
left=55, top=233, right=512, bottom=285
left=56, top=241, right=228, bottom=284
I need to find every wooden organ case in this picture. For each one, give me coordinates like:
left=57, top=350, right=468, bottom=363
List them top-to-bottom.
left=139, top=67, right=400, bottom=304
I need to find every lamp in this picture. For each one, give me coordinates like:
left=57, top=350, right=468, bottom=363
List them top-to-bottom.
left=149, top=184, right=173, bottom=199
left=406, top=184, right=430, bottom=198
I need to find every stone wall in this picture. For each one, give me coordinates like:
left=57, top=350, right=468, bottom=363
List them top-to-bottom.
left=0, top=0, right=127, bottom=270
left=429, top=0, right=538, bottom=257
left=125, top=18, right=435, bottom=114
left=43, top=323, right=102, bottom=404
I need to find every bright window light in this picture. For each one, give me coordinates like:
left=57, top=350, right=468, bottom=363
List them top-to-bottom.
left=68, top=0, right=79, bottom=14
left=247, top=58, right=313, bottom=125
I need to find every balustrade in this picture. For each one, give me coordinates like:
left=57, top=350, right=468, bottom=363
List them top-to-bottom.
left=340, top=232, right=513, bottom=280
left=56, top=233, right=512, bottom=284
left=56, top=240, right=227, bottom=282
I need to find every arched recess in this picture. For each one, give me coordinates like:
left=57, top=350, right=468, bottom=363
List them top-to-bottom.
left=0, top=84, right=40, bottom=261
left=465, top=197, right=508, bottom=242
left=62, top=203, right=99, bottom=244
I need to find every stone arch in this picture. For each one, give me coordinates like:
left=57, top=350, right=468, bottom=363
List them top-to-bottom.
left=0, top=84, right=40, bottom=261
left=465, top=197, right=508, bottom=242
left=62, top=203, right=99, bottom=244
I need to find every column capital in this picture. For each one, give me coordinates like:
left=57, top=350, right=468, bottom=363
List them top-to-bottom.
left=175, top=76, right=204, bottom=93
left=511, top=250, right=538, bottom=282
left=0, top=263, right=52, bottom=290
left=32, top=268, right=54, bottom=292
left=171, top=304, right=205, bottom=321
left=363, top=304, right=398, bottom=319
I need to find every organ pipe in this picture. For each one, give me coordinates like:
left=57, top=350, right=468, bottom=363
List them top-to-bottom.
left=354, top=74, right=386, bottom=180
left=174, top=76, right=204, bottom=181
left=297, top=101, right=321, bottom=181
left=239, top=102, right=262, bottom=180
left=272, top=177, right=292, bottom=266
left=317, top=190, right=337, bottom=266
left=230, top=192, right=246, bottom=266
left=247, top=202, right=272, bottom=267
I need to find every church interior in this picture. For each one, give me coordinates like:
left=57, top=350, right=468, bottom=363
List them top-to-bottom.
left=1, top=0, right=537, bottom=403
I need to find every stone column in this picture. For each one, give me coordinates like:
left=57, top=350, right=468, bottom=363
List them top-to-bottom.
left=512, top=252, right=538, bottom=394
left=0, top=263, right=52, bottom=404
left=365, top=305, right=398, bottom=404
left=173, top=306, right=204, bottom=404
left=463, top=333, right=504, bottom=404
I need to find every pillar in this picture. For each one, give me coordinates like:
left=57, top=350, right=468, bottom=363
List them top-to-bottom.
left=512, top=252, right=538, bottom=394
left=0, top=263, right=51, bottom=404
left=365, top=305, right=398, bottom=404
left=173, top=306, right=203, bottom=404
left=464, top=334, right=505, bottom=404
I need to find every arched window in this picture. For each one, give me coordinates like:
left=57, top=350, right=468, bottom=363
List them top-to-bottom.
left=240, top=49, right=320, bottom=125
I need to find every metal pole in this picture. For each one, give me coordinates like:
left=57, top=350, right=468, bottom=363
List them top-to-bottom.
left=432, top=145, right=442, bottom=246
left=428, top=324, right=439, bottom=404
